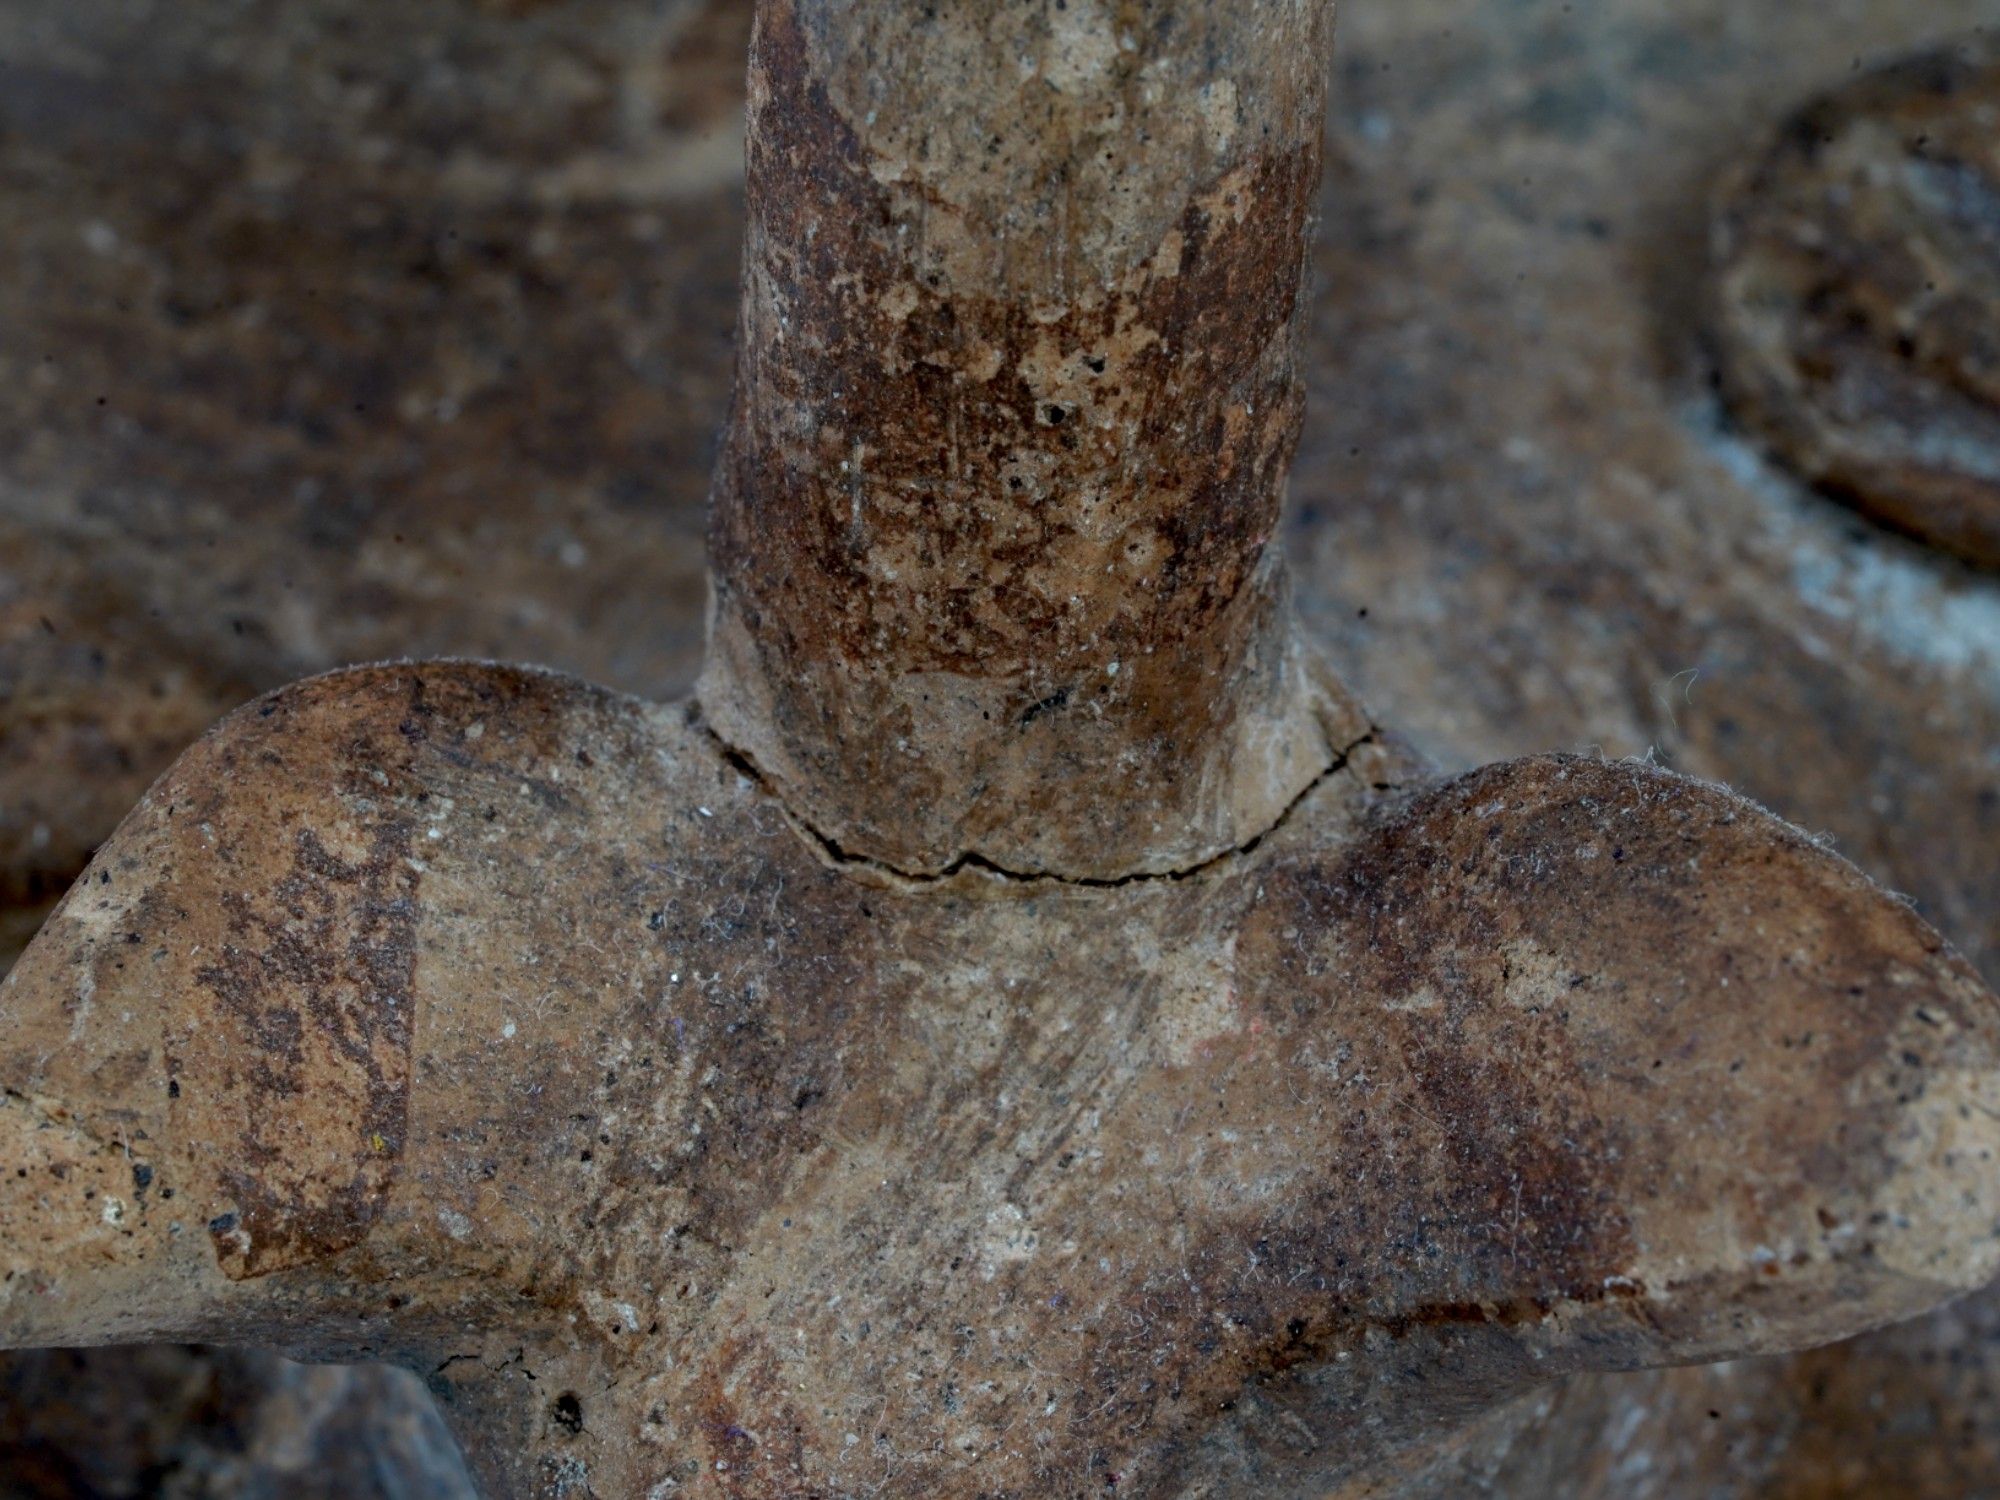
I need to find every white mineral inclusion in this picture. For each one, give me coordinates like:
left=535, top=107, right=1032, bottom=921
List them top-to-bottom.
left=979, top=1202, right=1039, bottom=1279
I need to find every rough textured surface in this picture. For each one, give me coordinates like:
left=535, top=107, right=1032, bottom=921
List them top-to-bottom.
left=0, top=0, right=746, bottom=1485
left=7, top=0, right=2000, bottom=1495
left=700, top=0, right=1353, bottom=879
left=1289, top=6, right=2000, bottom=1494
left=1295, top=8, right=2000, bottom=991
left=1710, top=39, right=2000, bottom=569
left=6, top=661, right=1999, bottom=1497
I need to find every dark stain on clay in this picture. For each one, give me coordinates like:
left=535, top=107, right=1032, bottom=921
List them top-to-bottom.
left=696, top=0, right=1351, bottom=880
left=712, top=0, right=1317, bottom=680
left=9, top=3, right=2000, bottom=1496
left=6, top=659, right=2000, bottom=1498
left=150, top=667, right=591, bottom=1283
left=176, top=691, right=426, bottom=1278
left=191, top=819, right=418, bottom=1278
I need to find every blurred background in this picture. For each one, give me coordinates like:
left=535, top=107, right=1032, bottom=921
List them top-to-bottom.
left=2, top=0, right=1997, bottom=1493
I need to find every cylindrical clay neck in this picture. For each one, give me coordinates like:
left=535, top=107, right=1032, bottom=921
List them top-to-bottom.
left=699, top=0, right=1357, bottom=880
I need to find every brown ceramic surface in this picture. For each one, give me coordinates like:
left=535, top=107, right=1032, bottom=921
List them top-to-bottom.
left=4, top=0, right=2000, bottom=1496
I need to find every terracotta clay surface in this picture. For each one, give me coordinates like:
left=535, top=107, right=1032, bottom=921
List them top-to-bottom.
left=0, top=0, right=746, bottom=1487
left=7, top=0, right=2000, bottom=1496
left=701, top=0, right=1352, bottom=879
left=1290, top=6, right=2000, bottom=1494
left=7, top=659, right=2000, bottom=1497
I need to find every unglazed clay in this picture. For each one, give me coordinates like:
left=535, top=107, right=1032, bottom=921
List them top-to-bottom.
left=6, top=3, right=2000, bottom=1498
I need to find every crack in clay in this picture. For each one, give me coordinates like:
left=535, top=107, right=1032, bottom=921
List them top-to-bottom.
left=692, top=705, right=1383, bottom=891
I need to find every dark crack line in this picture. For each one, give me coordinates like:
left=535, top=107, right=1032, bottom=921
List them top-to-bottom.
left=690, top=705, right=1384, bottom=891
